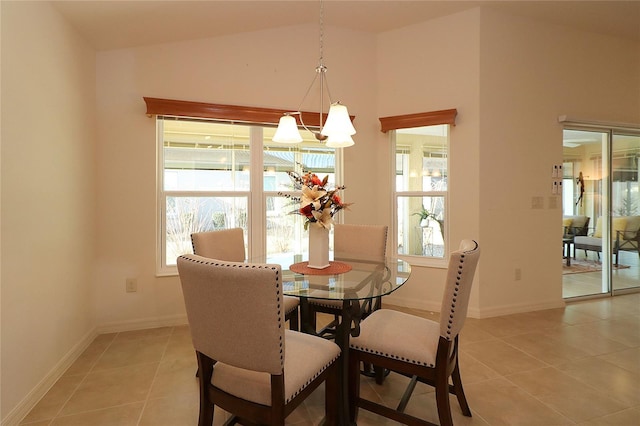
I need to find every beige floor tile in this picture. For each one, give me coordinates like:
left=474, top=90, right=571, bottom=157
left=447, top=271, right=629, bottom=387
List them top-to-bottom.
left=566, top=298, right=632, bottom=320
left=522, top=307, right=599, bottom=327
left=470, top=315, right=536, bottom=339
left=582, top=316, right=640, bottom=347
left=460, top=322, right=497, bottom=343
left=542, top=323, right=631, bottom=356
left=113, top=327, right=174, bottom=342
left=502, top=330, right=591, bottom=365
left=162, top=332, right=196, bottom=364
left=91, top=333, right=118, bottom=346
left=63, top=334, right=116, bottom=377
left=92, top=336, right=169, bottom=371
left=463, top=339, right=547, bottom=376
left=597, top=347, right=640, bottom=374
left=458, top=352, right=502, bottom=384
left=148, top=356, right=199, bottom=399
left=555, top=357, right=640, bottom=407
left=60, top=363, right=158, bottom=416
left=505, top=367, right=627, bottom=422
left=361, top=372, right=434, bottom=406
left=20, top=375, right=85, bottom=424
left=465, top=377, right=573, bottom=425
left=297, top=385, right=327, bottom=424
left=403, top=391, right=489, bottom=425
left=138, top=393, right=199, bottom=426
left=49, top=402, right=143, bottom=426
left=352, top=407, right=404, bottom=425
left=578, top=407, right=640, bottom=425
left=580, top=408, right=640, bottom=426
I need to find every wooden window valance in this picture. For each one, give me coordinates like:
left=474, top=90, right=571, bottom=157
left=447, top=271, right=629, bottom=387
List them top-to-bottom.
left=144, top=97, right=348, bottom=129
left=379, top=109, right=457, bottom=133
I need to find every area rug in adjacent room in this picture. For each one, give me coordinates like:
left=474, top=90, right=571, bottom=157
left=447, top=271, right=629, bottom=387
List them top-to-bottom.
left=563, top=258, right=630, bottom=274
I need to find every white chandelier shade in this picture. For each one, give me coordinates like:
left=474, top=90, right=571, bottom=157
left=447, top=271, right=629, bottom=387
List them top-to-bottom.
left=320, top=102, right=356, bottom=137
left=272, top=115, right=303, bottom=143
left=325, top=132, right=355, bottom=148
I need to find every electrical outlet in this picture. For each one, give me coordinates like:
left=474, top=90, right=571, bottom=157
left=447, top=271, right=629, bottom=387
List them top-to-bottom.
left=126, top=278, right=137, bottom=293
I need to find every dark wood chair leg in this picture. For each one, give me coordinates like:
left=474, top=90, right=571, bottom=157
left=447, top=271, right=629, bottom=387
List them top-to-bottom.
left=288, top=309, right=299, bottom=331
left=348, top=351, right=361, bottom=422
left=196, top=352, right=214, bottom=426
left=451, top=360, right=472, bottom=417
left=435, top=372, right=454, bottom=426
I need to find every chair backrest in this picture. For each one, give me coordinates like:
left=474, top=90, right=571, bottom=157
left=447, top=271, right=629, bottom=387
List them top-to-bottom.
left=334, top=224, right=388, bottom=261
left=191, top=228, right=245, bottom=261
left=439, top=239, right=480, bottom=341
left=177, top=254, right=285, bottom=375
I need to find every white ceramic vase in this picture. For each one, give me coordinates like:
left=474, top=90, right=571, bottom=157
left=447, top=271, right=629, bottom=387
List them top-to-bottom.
left=308, top=224, right=330, bottom=269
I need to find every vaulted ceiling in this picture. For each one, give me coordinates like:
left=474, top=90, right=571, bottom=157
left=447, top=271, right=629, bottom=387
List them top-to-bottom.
left=51, top=0, right=640, bottom=51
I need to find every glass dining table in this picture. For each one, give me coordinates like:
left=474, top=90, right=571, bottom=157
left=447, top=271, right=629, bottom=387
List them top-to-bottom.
left=265, top=253, right=412, bottom=425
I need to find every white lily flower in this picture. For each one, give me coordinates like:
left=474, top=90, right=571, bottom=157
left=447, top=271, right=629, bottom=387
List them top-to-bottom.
left=301, top=185, right=327, bottom=208
left=312, top=208, right=334, bottom=229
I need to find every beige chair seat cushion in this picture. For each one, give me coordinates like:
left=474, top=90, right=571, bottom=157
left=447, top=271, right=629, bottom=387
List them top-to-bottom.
left=284, top=295, right=299, bottom=315
left=350, top=309, right=440, bottom=368
left=212, top=329, right=340, bottom=406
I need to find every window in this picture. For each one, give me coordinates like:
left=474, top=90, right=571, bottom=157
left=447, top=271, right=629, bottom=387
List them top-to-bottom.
left=381, top=109, right=456, bottom=265
left=157, top=116, right=338, bottom=275
left=394, top=125, right=449, bottom=261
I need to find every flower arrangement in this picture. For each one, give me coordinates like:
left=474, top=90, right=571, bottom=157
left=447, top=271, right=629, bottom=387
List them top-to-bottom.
left=282, top=170, right=351, bottom=230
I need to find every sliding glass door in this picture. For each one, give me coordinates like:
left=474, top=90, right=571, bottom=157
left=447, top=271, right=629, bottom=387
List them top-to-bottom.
left=562, top=127, right=640, bottom=298
left=611, top=133, right=640, bottom=293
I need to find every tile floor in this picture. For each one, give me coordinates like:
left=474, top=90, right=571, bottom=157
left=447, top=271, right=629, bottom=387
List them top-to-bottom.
left=21, top=293, right=640, bottom=425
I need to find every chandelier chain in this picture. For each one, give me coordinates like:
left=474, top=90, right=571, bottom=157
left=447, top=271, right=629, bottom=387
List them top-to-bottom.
left=319, top=0, right=324, bottom=65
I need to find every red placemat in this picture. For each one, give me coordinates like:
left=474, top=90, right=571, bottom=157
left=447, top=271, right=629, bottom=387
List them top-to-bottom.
left=289, top=261, right=352, bottom=275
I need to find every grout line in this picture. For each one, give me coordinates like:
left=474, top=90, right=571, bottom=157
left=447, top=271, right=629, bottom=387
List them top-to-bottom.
left=135, top=326, right=175, bottom=426
left=47, top=333, right=119, bottom=422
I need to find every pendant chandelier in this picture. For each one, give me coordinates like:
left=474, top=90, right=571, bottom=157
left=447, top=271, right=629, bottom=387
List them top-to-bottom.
left=272, top=0, right=355, bottom=148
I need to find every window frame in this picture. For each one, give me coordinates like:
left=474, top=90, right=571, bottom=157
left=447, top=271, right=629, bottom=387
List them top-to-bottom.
left=148, top=97, right=345, bottom=276
left=381, top=109, right=457, bottom=268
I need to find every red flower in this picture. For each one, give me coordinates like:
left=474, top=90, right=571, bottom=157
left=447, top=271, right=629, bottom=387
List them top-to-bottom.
left=310, top=174, right=323, bottom=186
left=332, top=194, right=343, bottom=206
left=299, top=204, right=314, bottom=218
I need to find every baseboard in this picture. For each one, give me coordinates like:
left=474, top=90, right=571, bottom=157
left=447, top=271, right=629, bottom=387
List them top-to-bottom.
left=383, top=295, right=566, bottom=319
left=467, top=298, right=566, bottom=318
left=96, top=313, right=188, bottom=334
left=1, top=327, right=98, bottom=426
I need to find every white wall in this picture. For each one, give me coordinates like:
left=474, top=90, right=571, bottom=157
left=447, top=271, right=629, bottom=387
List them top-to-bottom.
left=1, top=2, right=97, bottom=422
left=376, top=6, right=640, bottom=316
left=477, top=7, right=640, bottom=315
left=375, top=8, right=482, bottom=313
left=92, top=24, right=379, bottom=329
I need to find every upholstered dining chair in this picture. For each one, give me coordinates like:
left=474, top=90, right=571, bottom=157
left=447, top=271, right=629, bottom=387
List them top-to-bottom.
left=307, top=224, right=388, bottom=337
left=191, top=228, right=300, bottom=330
left=347, top=239, right=480, bottom=426
left=177, top=254, right=340, bottom=426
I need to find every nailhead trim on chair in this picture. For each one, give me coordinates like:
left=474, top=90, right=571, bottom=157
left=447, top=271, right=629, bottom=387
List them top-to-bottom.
left=445, top=253, right=466, bottom=341
left=348, top=344, right=435, bottom=368
left=286, top=353, right=341, bottom=403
